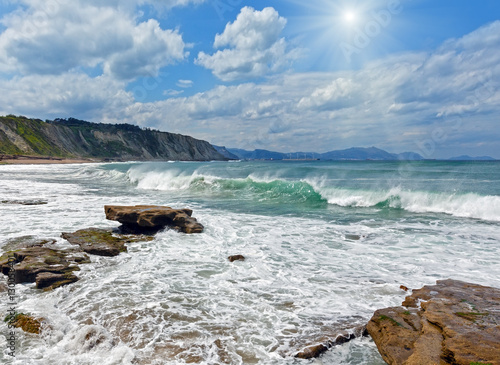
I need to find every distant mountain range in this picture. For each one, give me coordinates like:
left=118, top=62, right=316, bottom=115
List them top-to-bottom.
left=1, top=115, right=495, bottom=162
left=222, top=147, right=496, bottom=161
left=224, top=147, right=424, bottom=161
left=447, top=155, right=496, bottom=161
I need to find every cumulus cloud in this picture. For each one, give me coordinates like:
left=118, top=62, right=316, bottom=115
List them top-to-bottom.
left=0, top=0, right=186, bottom=80
left=196, top=7, right=296, bottom=81
left=1, top=10, right=500, bottom=158
left=139, top=22, right=500, bottom=156
left=0, top=73, right=132, bottom=120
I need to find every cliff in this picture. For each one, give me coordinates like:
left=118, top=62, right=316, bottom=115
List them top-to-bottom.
left=0, top=115, right=226, bottom=161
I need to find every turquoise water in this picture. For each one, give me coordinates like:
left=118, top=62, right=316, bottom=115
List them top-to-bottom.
left=0, top=160, right=499, bottom=364
left=120, top=160, right=500, bottom=221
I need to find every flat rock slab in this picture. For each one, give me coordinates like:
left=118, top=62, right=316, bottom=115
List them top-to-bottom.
left=104, top=205, right=204, bottom=234
left=61, top=228, right=154, bottom=257
left=0, top=238, right=89, bottom=290
left=367, top=279, right=500, bottom=365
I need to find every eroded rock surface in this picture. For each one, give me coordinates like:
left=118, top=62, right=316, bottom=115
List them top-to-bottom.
left=104, top=205, right=204, bottom=233
left=61, top=228, right=154, bottom=256
left=0, top=237, right=89, bottom=290
left=367, top=279, right=500, bottom=365
left=4, top=313, right=45, bottom=334
left=294, top=325, right=367, bottom=359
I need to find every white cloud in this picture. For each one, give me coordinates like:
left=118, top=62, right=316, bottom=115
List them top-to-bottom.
left=0, top=0, right=187, bottom=80
left=196, top=7, right=296, bottom=81
left=1, top=11, right=500, bottom=158
left=104, top=19, right=186, bottom=80
left=139, top=22, right=500, bottom=156
left=0, top=72, right=132, bottom=120
left=176, top=79, right=194, bottom=88
left=164, top=89, right=184, bottom=96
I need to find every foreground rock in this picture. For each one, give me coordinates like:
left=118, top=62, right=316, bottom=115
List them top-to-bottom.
left=1, top=199, right=48, bottom=205
left=105, top=205, right=204, bottom=234
left=62, top=228, right=154, bottom=256
left=0, top=237, right=89, bottom=290
left=367, top=279, right=500, bottom=365
left=4, top=312, right=45, bottom=334
left=295, top=326, right=367, bottom=359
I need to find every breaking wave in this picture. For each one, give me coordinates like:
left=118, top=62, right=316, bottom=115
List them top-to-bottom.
left=122, top=165, right=500, bottom=221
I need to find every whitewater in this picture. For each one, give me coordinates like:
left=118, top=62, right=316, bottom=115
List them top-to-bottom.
left=1, top=160, right=499, bottom=364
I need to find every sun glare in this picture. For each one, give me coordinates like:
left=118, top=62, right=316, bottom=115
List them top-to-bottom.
left=343, top=10, right=357, bottom=24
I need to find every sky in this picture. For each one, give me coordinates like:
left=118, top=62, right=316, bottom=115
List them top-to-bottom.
left=0, top=0, right=499, bottom=158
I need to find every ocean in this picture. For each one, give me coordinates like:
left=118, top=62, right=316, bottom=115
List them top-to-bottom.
left=1, top=160, right=499, bottom=364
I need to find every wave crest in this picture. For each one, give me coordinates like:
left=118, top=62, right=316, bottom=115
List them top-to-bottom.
left=123, top=165, right=500, bottom=221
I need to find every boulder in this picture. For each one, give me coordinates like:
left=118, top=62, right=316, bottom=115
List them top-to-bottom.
left=104, top=205, right=204, bottom=234
left=61, top=228, right=154, bottom=256
left=0, top=239, right=89, bottom=290
left=228, top=255, right=245, bottom=262
left=367, top=279, right=500, bottom=365
left=4, top=312, right=44, bottom=334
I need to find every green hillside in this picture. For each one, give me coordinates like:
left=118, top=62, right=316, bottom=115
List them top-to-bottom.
left=0, top=115, right=225, bottom=161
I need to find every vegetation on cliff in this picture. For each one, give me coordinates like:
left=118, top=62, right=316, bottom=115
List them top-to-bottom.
left=0, top=115, right=226, bottom=161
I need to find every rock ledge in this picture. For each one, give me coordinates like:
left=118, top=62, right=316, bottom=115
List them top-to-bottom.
left=104, top=205, right=204, bottom=233
left=367, top=279, right=500, bottom=365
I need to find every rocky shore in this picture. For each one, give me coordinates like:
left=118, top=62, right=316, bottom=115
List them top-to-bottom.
left=0, top=205, right=203, bottom=293
left=1, top=207, right=499, bottom=363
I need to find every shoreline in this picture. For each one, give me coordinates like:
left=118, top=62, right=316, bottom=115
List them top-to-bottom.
left=0, top=154, right=101, bottom=165
left=0, top=158, right=99, bottom=165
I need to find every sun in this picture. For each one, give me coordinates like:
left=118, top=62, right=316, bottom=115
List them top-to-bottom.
left=343, top=10, right=357, bottom=24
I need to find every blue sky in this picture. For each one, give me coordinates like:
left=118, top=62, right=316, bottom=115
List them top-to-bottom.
left=0, top=0, right=499, bottom=158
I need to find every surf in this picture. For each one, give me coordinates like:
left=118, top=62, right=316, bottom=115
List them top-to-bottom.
left=119, top=162, right=500, bottom=222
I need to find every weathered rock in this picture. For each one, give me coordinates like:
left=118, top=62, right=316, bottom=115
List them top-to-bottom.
left=1, top=199, right=48, bottom=205
left=104, top=205, right=204, bottom=233
left=61, top=228, right=154, bottom=256
left=1, top=236, right=56, bottom=252
left=0, top=242, right=89, bottom=289
left=228, top=255, right=245, bottom=262
left=36, top=272, right=79, bottom=290
left=367, top=279, right=500, bottom=365
left=4, top=312, right=44, bottom=334
left=294, top=327, right=366, bottom=359
left=295, top=343, right=329, bottom=359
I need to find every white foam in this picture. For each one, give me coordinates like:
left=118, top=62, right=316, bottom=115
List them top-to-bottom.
left=1, top=162, right=499, bottom=364
left=304, top=177, right=500, bottom=221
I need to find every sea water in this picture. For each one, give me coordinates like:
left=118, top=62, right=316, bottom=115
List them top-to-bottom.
left=0, top=160, right=499, bottom=364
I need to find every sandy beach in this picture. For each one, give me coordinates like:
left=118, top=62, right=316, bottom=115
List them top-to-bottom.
left=0, top=155, right=100, bottom=164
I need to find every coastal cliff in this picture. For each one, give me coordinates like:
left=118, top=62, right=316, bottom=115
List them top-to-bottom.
left=0, top=115, right=226, bottom=161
